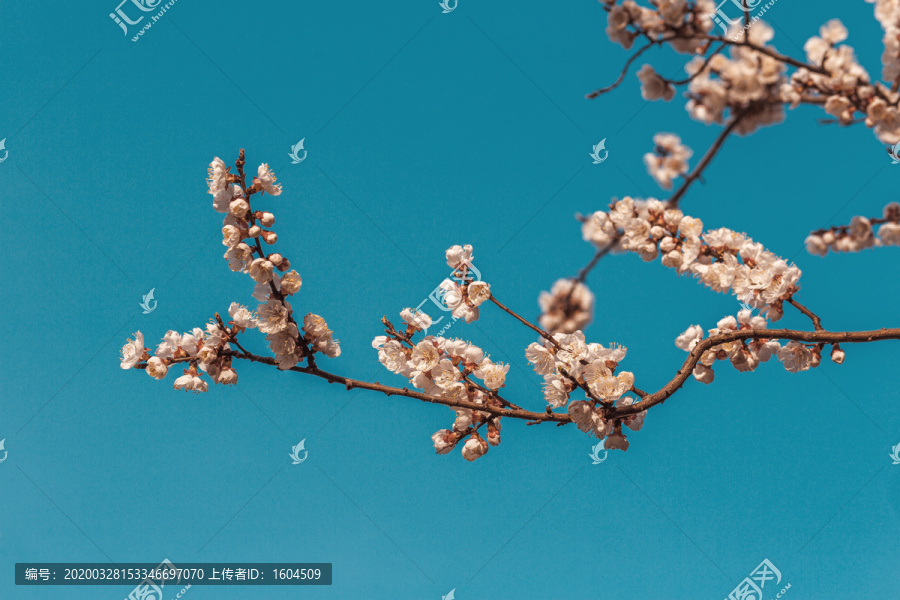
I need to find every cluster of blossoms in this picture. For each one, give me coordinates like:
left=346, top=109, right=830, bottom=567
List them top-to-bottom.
left=603, top=0, right=900, bottom=143
left=603, top=0, right=716, bottom=54
left=603, top=0, right=788, bottom=135
left=870, top=0, right=900, bottom=85
left=782, top=19, right=900, bottom=145
left=682, top=23, right=787, bottom=135
left=643, top=133, right=692, bottom=189
left=120, top=153, right=340, bottom=391
left=582, top=198, right=802, bottom=321
left=805, top=202, right=900, bottom=255
left=433, top=244, right=492, bottom=324
left=371, top=246, right=501, bottom=461
left=537, top=279, right=595, bottom=335
left=119, top=306, right=249, bottom=390
left=675, top=309, right=832, bottom=384
left=373, top=317, right=507, bottom=462
left=526, top=331, right=644, bottom=451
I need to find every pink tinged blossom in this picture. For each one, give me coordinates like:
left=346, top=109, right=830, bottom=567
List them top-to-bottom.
left=637, top=64, right=675, bottom=101
left=207, top=157, right=228, bottom=194
left=256, top=163, right=282, bottom=196
left=212, top=184, right=241, bottom=214
left=229, top=198, right=250, bottom=218
left=225, top=243, right=253, bottom=273
left=445, top=244, right=474, bottom=269
left=249, top=258, right=275, bottom=283
left=280, top=270, right=302, bottom=295
left=439, top=279, right=464, bottom=310
left=467, top=281, right=491, bottom=306
left=257, top=298, right=290, bottom=334
left=229, top=302, right=258, bottom=329
left=452, top=302, right=479, bottom=324
left=400, top=307, right=432, bottom=330
left=302, top=313, right=331, bottom=339
left=675, top=324, right=703, bottom=351
left=155, top=330, right=182, bottom=360
left=120, top=331, right=145, bottom=369
left=379, top=340, right=407, bottom=373
left=410, top=341, right=440, bottom=371
left=777, top=341, right=814, bottom=373
left=525, top=342, right=556, bottom=375
left=831, top=346, right=846, bottom=364
left=730, top=347, right=760, bottom=373
left=145, top=356, right=168, bottom=380
left=431, top=359, right=461, bottom=389
left=475, top=360, right=509, bottom=390
left=692, top=363, right=715, bottom=384
left=217, top=368, right=238, bottom=385
left=173, top=372, right=208, bottom=393
left=543, top=374, right=569, bottom=408
left=618, top=397, right=646, bottom=432
left=568, top=401, right=595, bottom=433
left=592, top=413, right=610, bottom=438
left=432, top=429, right=456, bottom=455
left=604, top=432, right=629, bottom=451
left=461, top=435, right=488, bottom=461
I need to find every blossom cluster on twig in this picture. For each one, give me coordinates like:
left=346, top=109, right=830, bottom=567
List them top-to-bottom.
left=118, top=5, right=900, bottom=462
left=805, top=202, right=900, bottom=255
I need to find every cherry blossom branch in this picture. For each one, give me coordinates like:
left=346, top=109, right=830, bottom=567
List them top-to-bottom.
left=698, top=33, right=829, bottom=75
left=586, top=37, right=673, bottom=98
left=805, top=202, right=900, bottom=256
left=489, top=295, right=609, bottom=406
left=380, top=316, right=522, bottom=410
left=610, top=327, right=900, bottom=418
left=138, top=350, right=567, bottom=424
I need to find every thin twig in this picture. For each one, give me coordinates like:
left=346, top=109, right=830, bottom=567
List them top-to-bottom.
left=667, top=111, right=746, bottom=207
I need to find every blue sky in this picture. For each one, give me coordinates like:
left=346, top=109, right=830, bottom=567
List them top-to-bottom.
left=1, top=0, right=899, bottom=598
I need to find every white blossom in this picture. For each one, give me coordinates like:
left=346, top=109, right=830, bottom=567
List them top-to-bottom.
left=257, top=163, right=282, bottom=196
left=120, top=331, right=145, bottom=369
left=146, top=356, right=168, bottom=379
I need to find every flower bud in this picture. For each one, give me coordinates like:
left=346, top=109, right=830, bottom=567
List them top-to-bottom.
left=229, top=199, right=250, bottom=218
left=260, top=212, right=275, bottom=227
left=248, top=225, right=262, bottom=238
left=264, top=231, right=278, bottom=245
left=267, top=253, right=284, bottom=267
left=831, top=345, right=845, bottom=364
left=217, top=368, right=238, bottom=385
left=461, top=435, right=488, bottom=461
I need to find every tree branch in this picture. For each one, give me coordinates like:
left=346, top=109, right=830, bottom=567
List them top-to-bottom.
left=609, top=327, right=900, bottom=418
